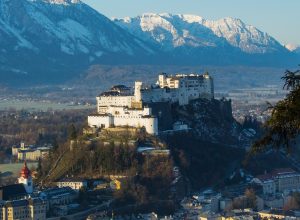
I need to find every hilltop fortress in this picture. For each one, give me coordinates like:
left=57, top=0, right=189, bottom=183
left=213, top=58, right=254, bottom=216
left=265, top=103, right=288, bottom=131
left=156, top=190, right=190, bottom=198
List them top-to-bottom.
left=88, top=73, right=214, bottom=135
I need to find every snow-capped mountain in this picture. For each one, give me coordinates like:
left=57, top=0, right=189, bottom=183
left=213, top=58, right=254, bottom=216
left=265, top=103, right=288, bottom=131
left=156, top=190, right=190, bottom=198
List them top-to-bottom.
left=0, top=0, right=155, bottom=84
left=0, top=0, right=154, bottom=56
left=0, top=2, right=297, bottom=86
left=114, top=13, right=287, bottom=54
left=114, top=13, right=229, bottom=51
left=203, top=17, right=285, bottom=54
left=285, top=43, right=300, bottom=54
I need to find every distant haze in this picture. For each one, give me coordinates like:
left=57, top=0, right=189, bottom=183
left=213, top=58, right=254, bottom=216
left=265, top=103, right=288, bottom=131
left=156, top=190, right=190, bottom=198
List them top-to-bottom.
left=82, top=0, right=300, bottom=45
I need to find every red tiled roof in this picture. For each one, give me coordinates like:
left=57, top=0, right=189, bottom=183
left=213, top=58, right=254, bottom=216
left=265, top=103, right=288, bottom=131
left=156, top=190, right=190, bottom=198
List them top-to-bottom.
left=20, top=161, right=31, bottom=179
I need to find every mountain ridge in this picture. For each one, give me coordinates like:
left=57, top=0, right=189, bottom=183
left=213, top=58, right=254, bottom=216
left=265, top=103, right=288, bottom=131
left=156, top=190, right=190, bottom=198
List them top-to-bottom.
left=0, top=0, right=298, bottom=86
left=0, top=0, right=156, bottom=85
left=114, top=13, right=287, bottom=54
left=285, top=43, right=300, bottom=54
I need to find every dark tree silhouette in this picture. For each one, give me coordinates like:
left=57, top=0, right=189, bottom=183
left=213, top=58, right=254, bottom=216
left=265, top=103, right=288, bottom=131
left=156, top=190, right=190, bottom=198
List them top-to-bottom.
left=252, top=68, right=300, bottom=153
left=68, top=124, right=77, bottom=140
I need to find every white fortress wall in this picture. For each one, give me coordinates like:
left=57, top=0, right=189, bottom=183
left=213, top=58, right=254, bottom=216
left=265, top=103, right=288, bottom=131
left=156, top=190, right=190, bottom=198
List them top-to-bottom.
left=97, top=96, right=135, bottom=113
left=88, top=106, right=158, bottom=134
left=105, top=106, right=152, bottom=117
left=88, top=115, right=112, bottom=128
left=112, top=116, right=157, bottom=135
left=142, top=117, right=158, bottom=135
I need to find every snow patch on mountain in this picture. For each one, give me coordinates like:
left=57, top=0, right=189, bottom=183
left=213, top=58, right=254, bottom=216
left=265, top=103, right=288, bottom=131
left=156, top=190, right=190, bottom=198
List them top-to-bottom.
left=0, top=0, right=155, bottom=57
left=29, top=0, right=81, bottom=5
left=115, top=13, right=286, bottom=54
left=115, top=13, right=225, bottom=50
left=179, top=14, right=203, bottom=23
left=203, top=17, right=283, bottom=53
left=0, top=19, right=36, bottom=51
left=58, top=19, right=92, bottom=41
left=285, top=43, right=300, bottom=53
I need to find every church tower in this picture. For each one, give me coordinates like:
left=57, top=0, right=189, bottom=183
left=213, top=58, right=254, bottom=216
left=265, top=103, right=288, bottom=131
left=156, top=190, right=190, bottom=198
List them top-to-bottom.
left=18, top=161, right=33, bottom=194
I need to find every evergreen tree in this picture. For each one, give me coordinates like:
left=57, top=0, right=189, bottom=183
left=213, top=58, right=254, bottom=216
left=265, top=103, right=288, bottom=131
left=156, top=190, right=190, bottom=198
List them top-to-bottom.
left=252, top=68, right=300, bottom=153
left=68, top=124, right=77, bottom=140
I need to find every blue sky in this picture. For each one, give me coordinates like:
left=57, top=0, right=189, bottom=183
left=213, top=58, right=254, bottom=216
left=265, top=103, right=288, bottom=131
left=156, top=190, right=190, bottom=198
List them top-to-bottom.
left=82, top=0, right=300, bottom=45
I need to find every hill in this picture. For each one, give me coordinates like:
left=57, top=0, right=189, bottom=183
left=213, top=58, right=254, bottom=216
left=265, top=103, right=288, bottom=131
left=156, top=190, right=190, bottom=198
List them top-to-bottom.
left=39, top=98, right=250, bottom=190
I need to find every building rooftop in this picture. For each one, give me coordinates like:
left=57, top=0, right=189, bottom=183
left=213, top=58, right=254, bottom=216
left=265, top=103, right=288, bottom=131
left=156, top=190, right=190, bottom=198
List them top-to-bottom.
left=169, top=73, right=210, bottom=79
left=111, top=85, right=130, bottom=90
left=99, top=91, right=133, bottom=97
left=18, top=149, right=37, bottom=153
left=20, top=162, right=31, bottom=179
left=256, top=168, right=299, bottom=182
left=272, top=168, right=297, bottom=176
left=256, top=173, right=273, bottom=182
left=57, top=177, right=87, bottom=183
left=0, top=184, right=27, bottom=200
left=40, top=187, right=77, bottom=199
left=28, top=198, right=44, bottom=205
left=5, top=199, right=28, bottom=208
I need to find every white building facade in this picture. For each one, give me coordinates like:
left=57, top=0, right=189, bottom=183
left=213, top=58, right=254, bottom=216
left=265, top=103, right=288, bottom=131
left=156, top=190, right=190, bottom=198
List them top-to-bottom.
left=88, top=73, right=214, bottom=135
left=96, top=73, right=214, bottom=109
left=156, top=73, right=214, bottom=105
left=88, top=106, right=158, bottom=135
left=253, top=168, right=300, bottom=195
left=56, top=179, right=88, bottom=190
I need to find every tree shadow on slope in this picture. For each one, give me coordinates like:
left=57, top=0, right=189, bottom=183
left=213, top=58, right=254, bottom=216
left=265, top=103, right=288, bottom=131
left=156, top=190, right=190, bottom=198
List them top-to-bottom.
left=166, top=132, right=245, bottom=190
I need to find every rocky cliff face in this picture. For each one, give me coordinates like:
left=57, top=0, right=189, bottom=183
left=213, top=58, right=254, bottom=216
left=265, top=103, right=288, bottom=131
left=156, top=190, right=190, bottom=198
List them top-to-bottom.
left=172, top=98, right=241, bottom=145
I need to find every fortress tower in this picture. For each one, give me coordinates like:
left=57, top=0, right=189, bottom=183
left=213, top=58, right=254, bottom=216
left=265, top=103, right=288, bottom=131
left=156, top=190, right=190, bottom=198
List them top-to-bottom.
left=134, top=81, right=143, bottom=102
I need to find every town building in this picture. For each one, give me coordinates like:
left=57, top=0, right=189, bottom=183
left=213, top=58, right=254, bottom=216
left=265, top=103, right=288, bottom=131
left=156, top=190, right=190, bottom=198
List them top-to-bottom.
left=88, top=72, right=214, bottom=135
left=88, top=106, right=158, bottom=135
left=12, top=142, right=52, bottom=161
left=18, top=162, right=33, bottom=194
left=253, top=168, right=300, bottom=195
left=56, top=178, right=88, bottom=190
left=0, top=184, right=27, bottom=201
left=39, top=187, right=78, bottom=211
left=1, top=198, right=46, bottom=220
left=0, top=201, right=3, bottom=220
left=258, top=209, right=300, bottom=220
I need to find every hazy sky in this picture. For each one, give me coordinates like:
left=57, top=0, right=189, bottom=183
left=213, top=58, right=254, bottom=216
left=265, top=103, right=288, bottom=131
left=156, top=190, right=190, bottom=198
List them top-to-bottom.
left=82, top=0, right=300, bottom=45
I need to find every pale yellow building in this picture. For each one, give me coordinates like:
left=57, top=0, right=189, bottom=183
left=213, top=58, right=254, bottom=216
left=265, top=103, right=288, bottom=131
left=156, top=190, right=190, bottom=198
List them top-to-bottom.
left=12, top=143, right=51, bottom=161
left=17, top=149, right=48, bottom=161
left=1, top=198, right=46, bottom=220
left=258, top=211, right=285, bottom=219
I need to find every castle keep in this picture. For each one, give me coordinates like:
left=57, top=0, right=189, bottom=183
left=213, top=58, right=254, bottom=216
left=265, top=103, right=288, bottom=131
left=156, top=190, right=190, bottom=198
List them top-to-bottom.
left=88, top=73, right=214, bottom=134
